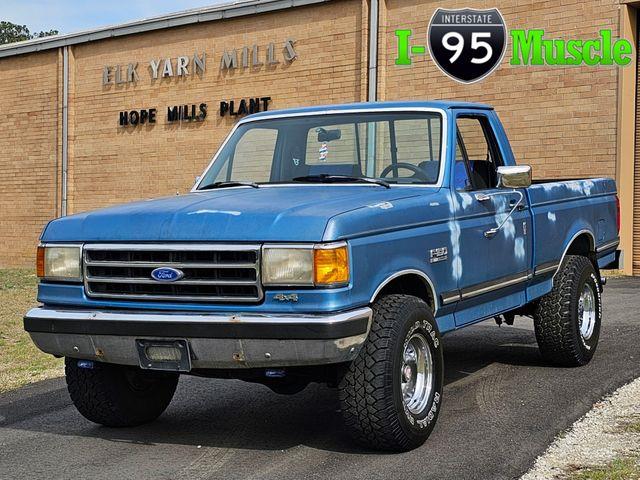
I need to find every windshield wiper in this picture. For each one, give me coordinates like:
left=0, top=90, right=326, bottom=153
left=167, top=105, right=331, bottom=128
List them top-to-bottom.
left=293, top=174, right=390, bottom=189
left=199, top=181, right=260, bottom=190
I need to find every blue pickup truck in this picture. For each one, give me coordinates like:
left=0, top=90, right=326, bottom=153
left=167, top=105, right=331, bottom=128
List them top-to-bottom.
left=25, top=101, right=619, bottom=451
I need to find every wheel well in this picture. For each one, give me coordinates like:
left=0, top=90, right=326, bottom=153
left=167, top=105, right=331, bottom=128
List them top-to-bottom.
left=565, top=232, right=598, bottom=273
left=374, top=274, right=436, bottom=312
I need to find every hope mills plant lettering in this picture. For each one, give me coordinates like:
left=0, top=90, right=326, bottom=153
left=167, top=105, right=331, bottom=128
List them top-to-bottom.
left=118, top=97, right=272, bottom=127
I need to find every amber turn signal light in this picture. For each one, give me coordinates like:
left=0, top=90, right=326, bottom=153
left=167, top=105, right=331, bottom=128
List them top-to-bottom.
left=314, top=245, right=349, bottom=286
left=36, top=246, right=45, bottom=278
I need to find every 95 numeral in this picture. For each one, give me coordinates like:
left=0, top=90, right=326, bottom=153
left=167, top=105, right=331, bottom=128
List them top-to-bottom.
left=442, top=32, right=493, bottom=64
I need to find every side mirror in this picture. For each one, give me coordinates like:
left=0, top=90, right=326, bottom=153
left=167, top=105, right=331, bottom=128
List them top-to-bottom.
left=497, top=165, right=532, bottom=189
left=192, top=176, right=201, bottom=190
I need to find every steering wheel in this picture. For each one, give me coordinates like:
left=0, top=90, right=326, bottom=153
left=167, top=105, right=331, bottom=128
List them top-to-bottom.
left=379, top=162, right=431, bottom=182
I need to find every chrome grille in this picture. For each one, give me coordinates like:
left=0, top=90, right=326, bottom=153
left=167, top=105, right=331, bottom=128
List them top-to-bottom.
left=83, top=244, right=262, bottom=303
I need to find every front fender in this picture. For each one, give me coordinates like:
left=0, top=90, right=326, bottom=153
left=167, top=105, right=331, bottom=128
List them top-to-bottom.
left=348, top=224, right=458, bottom=333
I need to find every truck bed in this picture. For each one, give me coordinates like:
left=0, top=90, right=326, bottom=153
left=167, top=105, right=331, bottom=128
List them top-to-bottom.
left=526, top=177, right=618, bottom=277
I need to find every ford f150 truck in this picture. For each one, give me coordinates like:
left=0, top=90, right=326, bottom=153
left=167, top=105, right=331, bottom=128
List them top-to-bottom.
left=24, top=101, right=619, bottom=451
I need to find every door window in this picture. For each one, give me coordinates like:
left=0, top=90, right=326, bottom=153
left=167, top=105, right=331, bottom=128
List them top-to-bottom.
left=454, top=116, right=503, bottom=190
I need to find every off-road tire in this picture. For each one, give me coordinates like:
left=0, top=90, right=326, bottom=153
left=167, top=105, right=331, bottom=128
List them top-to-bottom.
left=533, top=255, right=602, bottom=367
left=338, top=294, right=444, bottom=451
left=65, top=358, right=179, bottom=427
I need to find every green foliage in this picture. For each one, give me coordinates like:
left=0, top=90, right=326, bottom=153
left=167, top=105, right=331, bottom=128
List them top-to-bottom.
left=0, top=21, right=58, bottom=45
left=0, top=268, right=63, bottom=393
left=0, top=268, right=37, bottom=290
left=625, top=420, right=640, bottom=434
left=569, top=457, right=640, bottom=480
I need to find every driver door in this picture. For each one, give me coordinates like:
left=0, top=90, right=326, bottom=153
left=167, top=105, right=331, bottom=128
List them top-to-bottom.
left=450, top=112, right=532, bottom=326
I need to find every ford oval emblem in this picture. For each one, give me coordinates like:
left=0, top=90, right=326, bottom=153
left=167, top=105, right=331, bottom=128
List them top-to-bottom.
left=150, top=267, right=184, bottom=282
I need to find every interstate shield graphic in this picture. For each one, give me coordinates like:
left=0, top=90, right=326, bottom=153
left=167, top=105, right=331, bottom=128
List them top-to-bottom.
left=428, top=8, right=507, bottom=83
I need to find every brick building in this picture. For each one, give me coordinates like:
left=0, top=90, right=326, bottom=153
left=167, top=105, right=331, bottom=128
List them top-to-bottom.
left=0, top=0, right=638, bottom=273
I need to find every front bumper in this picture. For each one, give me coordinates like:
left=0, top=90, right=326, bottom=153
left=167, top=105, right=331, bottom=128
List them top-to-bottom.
left=24, top=306, right=372, bottom=369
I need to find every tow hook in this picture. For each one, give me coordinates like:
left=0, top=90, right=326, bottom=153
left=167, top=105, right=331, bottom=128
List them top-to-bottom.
left=77, top=360, right=94, bottom=369
left=265, top=368, right=286, bottom=378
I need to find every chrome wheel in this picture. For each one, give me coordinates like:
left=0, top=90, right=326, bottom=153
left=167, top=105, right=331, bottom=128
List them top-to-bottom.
left=578, top=284, right=596, bottom=341
left=401, top=332, right=434, bottom=415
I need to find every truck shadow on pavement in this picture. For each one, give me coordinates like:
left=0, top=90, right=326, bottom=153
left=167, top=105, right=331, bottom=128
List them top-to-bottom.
left=0, top=320, right=548, bottom=454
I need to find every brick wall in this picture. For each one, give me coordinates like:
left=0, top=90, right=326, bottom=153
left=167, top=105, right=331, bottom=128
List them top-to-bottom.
left=380, top=0, right=620, bottom=180
left=0, top=51, right=59, bottom=267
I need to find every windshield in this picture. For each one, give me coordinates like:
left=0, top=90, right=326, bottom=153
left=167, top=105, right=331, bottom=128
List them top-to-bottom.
left=197, top=111, right=444, bottom=188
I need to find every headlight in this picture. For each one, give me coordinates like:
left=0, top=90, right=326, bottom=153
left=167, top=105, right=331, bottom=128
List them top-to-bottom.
left=262, top=243, right=349, bottom=287
left=37, top=245, right=82, bottom=281
left=262, top=246, right=314, bottom=286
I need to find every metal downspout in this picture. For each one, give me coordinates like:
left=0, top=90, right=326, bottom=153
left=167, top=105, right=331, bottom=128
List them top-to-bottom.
left=366, top=0, right=379, bottom=177
left=367, top=0, right=378, bottom=102
left=61, top=46, right=69, bottom=216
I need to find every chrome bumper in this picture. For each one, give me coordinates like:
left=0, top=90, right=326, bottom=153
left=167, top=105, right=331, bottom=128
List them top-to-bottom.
left=24, top=306, right=373, bottom=369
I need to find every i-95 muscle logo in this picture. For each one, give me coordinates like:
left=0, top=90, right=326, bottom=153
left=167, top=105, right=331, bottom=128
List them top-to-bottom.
left=394, top=7, right=633, bottom=83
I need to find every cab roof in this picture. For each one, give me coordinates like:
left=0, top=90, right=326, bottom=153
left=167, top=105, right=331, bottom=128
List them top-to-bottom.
left=246, top=100, right=493, bottom=120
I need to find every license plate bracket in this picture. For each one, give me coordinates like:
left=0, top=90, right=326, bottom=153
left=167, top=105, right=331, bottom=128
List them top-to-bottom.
left=136, top=339, right=192, bottom=372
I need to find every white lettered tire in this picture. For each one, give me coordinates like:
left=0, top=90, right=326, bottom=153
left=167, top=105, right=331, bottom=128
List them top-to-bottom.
left=534, top=255, right=602, bottom=366
left=338, top=294, right=444, bottom=451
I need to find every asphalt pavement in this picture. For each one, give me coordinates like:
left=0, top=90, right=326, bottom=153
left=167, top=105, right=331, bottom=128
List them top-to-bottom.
left=1, top=277, right=639, bottom=480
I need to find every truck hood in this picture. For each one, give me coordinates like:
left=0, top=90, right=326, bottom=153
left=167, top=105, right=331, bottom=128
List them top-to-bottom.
left=41, top=185, right=436, bottom=243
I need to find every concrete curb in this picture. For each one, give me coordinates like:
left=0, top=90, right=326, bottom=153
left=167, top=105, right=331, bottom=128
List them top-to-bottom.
left=522, top=377, right=640, bottom=479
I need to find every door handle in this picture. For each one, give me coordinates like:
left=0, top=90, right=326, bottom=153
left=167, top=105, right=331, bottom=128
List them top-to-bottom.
left=472, top=190, right=525, bottom=238
left=509, top=199, right=526, bottom=211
